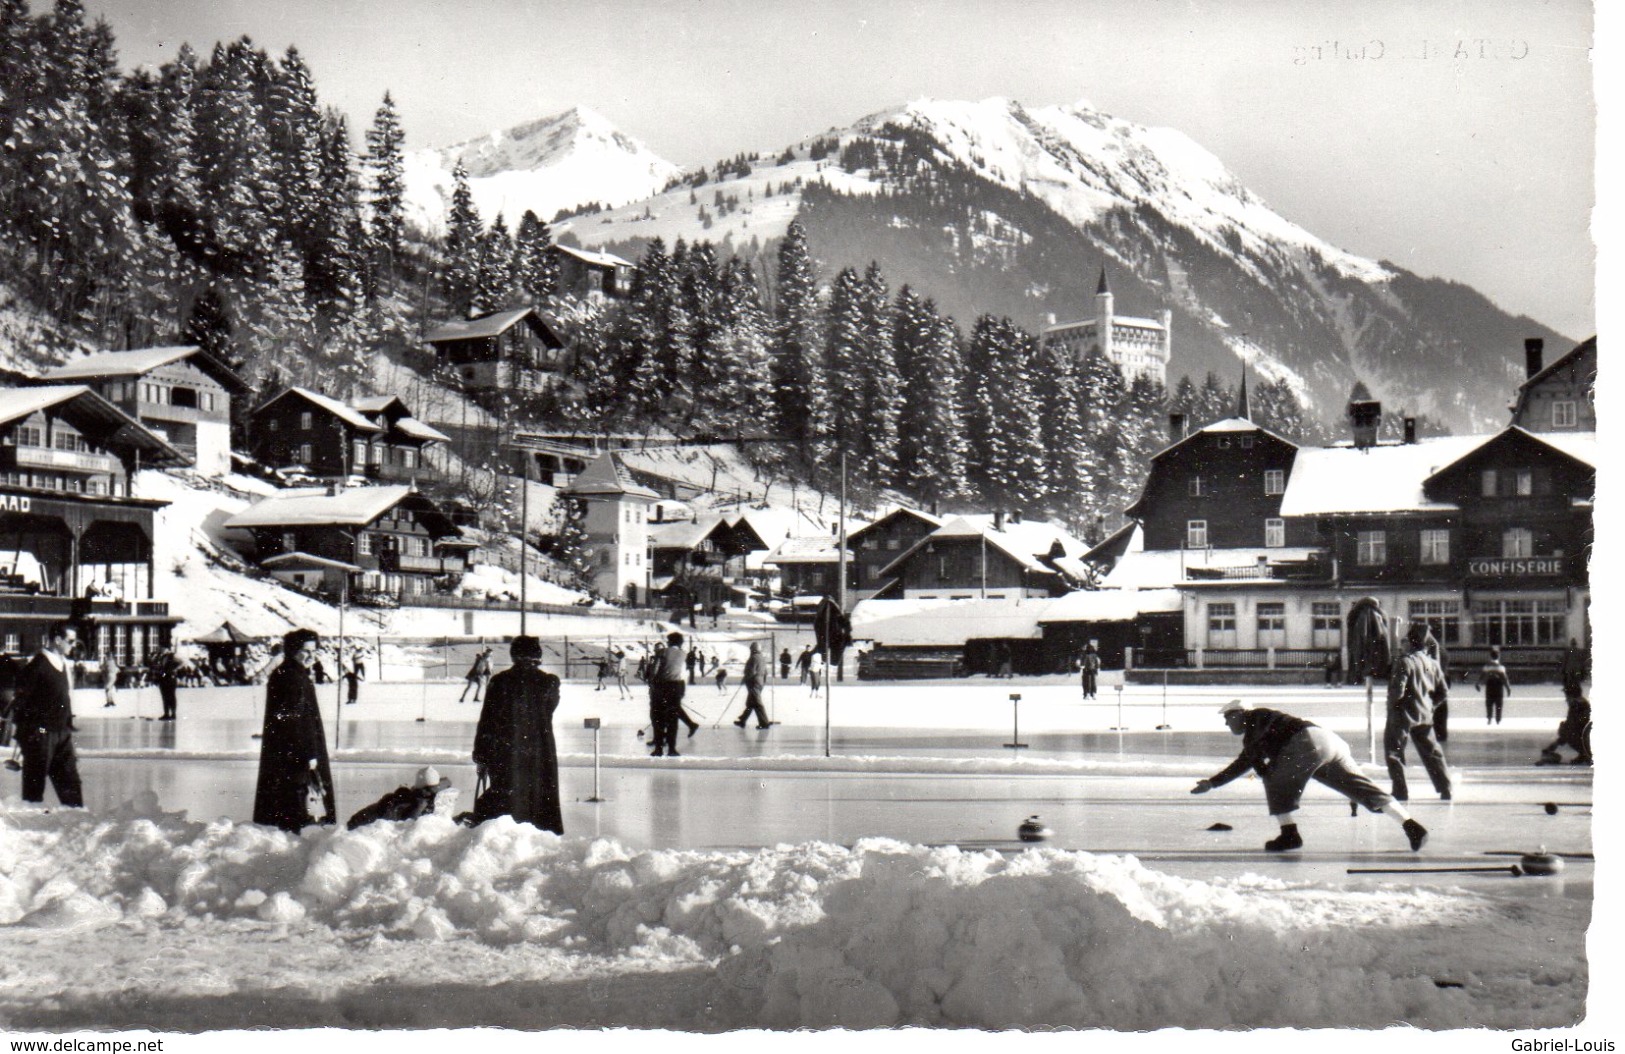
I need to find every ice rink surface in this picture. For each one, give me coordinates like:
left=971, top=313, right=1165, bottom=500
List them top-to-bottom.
left=59, top=674, right=1594, bottom=894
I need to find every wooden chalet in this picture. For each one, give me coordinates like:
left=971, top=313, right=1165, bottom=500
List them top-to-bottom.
left=422, top=307, right=567, bottom=394
left=249, top=388, right=447, bottom=484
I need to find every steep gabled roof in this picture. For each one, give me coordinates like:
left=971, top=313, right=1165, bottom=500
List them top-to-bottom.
left=553, top=244, right=633, bottom=269
left=422, top=307, right=565, bottom=349
left=1511, top=336, right=1596, bottom=416
left=36, top=345, right=251, bottom=394
left=0, top=385, right=188, bottom=465
left=253, top=387, right=383, bottom=433
left=352, top=395, right=409, bottom=416
left=390, top=417, right=451, bottom=444
left=1421, top=427, right=1597, bottom=488
left=1278, top=435, right=1485, bottom=516
left=563, top=452, right=659, bottom=500
left=224, top=485, right=458, bottom=536
left=846, top=505, right=942, bottom=546
left=877, top=516, right=1071, bottom=579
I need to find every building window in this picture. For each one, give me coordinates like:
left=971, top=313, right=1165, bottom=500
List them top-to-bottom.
left=1553, top=401, right=1577, bottom=428
left=300, top=411, right=312, bottom=431
left=267, top=419, right=279, bottom=433
left=1239, top=435, right=1254, bottom=449
left=353, top=440, right=368, bottom=467
left=298, top=443, right=312, bottom=463
left=403, top=448, right=417, bottom=468
left=1263, top=469, right=1285, bottom=495
left=1481, top=469, right=1497, bottom=497
left=1514, top=469, right=1533, bottom=496
left=1188, top=476, right=1206, bottom=497
left=1264, top=518, right=1285, bottom=548
left=1186, top=520, right=1208, bottom=548
left=1502, top=527, right=1534, bottom=558
left=1419, top=529, right=1450, bottom=565
left=1356, top=530, right=1386, bottom=565
left=281, top=532, right=297, bottom=552
left=357, top=532, right=372, bottom=556
left=408, top=536, right=429, bottom=557
left=886, top=537, right=901, bottom=550
left=1473, top=598, right=1565, bottom=646
left=1408, top=599, right=1462, bottom=646
left=1207, top=602, right=1237, bottom=648
left=1256, top=602, right=1286, bottom=646
left=1311, top=602, right=1341, bottom=648
left=3, top=631, right=17, bottom=653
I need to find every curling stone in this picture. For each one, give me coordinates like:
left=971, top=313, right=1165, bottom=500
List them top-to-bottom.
left=1544, top=802, right=1559, bottom=815
left=1018, top=815, right=1053, bottom=843
left=1513, top=849, right=1565, bottom=877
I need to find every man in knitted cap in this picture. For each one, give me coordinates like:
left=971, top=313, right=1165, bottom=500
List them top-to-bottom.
left=1385, top=621, right=1453, bottom=801
left=471, top=634, right=562, bottom=833
left=1192, top=699, right=1427, bottom=853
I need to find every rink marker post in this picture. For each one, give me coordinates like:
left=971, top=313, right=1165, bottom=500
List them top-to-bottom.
left=1110, top=683, right=1127, bottom=731
left=1004, top=693, right=1028, bottom=749
left=584, top=717, right=604, bottom=802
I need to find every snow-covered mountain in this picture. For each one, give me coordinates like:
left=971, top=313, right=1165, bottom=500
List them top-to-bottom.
left=551, top=97, right=1568, bottom=431
left=403, top=106, right=681, bottom=235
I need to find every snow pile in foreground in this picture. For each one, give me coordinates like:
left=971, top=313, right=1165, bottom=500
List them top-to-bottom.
left=0, top=798, right=1585, bottom=1031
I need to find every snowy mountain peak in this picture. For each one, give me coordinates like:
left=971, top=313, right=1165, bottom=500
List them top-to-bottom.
left=402, top=106, right=680, bottom=234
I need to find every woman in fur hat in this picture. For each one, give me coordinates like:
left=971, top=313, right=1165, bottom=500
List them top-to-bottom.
left=253, top=628, right=336, bottom=831
left=472, top=634, right=563, bottom=833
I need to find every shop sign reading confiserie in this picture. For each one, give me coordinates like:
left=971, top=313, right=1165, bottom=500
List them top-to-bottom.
left=1467, top=557, right=1563, bottom=577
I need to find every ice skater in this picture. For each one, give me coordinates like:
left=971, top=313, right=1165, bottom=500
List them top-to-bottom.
left=1385, top=622, right=1453, bottom=802
left=648, top=631, right=689, bottom=757
left=733, top=642, right=772, bottom=729
left=1079, top=643, right=1100, bottom=700
left=797, top=645, right=813, bottom=685
left=1475, top=646, right=1511, bottom=725
left=460, top=648, right=492, bottom=703
left=613, top=648, right=632, bottom=699
left=807, top=650, right=824, bottom=694
left=101, top=651, right=119, bottom=709
left=714, top=662, right=729, bottom=693
left=1539, top=690, right=1592, bottom=766
left=1192, top=700, right=1427, bottom=853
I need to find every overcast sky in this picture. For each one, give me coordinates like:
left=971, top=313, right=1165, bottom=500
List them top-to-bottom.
left=84, top=0, right=1597, bottom=339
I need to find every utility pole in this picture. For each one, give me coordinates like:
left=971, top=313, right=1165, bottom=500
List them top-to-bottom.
left=519, top=447, right=529, bottom=635
left=836, top=448, right=847, bottom=682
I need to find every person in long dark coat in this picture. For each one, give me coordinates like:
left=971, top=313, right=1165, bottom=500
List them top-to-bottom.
left=253, top=628, right=336, bottom=832
left=471, top=635, right=563, bottom=833
left=154, top=649, right=180, bottom=720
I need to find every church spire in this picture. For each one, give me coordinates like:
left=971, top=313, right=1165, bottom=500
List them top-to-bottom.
left=1096, top=266, right=1109, bottom=295
left=1236, top=364, right=1252, bottom=421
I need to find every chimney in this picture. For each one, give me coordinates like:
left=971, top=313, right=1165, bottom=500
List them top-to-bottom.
left=1045, top=312, right=1057, bottom=326
left=1524, top=338, right=1545, bottom=379
left=1348, top=398, right=1382, bottom=450
left=1168, top=412, right=1187, bottom=442
left=1403, top=417, right=1417, bottom=444
left=930, top=499, right=939, bottom=516
left=994, top=509, right=1005, bottom=531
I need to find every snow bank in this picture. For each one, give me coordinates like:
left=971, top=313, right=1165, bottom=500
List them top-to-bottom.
left=0, top=799, right=1586, bottom=1031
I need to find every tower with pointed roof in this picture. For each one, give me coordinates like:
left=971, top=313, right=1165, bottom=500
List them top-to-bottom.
left=1041, top=266, right=1172, bottom=386
left=561, top=451, right=659, bottom=604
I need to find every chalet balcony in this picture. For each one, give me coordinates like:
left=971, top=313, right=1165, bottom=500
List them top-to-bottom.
left=1, top=445, right=120, bottom=475
left=366, top=460, right=438, bottom=483
left=379, top=551, right=447, bottom=574
left=1184, top=556, right=1330, bottom=582
left=0, top=595, right=169, bottom=619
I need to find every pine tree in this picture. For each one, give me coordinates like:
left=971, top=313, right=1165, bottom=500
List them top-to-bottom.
left=195, top=39, right=282, bottom=278
left=266, top=47, right=324, bottom=277
left=363, top=91, right=407, bottom=264
left=307, top=108, right=364, bottom=312
left=443, top=160, right=482, bottom=316
left=513, top=210, right=558, bottom=303
left=473, top=212, right=514, bottom=314
left=771, top=221, right=828, bottom=460
left=680, top=241, right=725, bottom=426
left=716, top=256, right=774, bottom=430
left=857, top=262, right=902, bottom=486
left=824, top=267, right=868, bottom=471
left=184, top=286, right=234, bottom=360
left=895, top=291, right=967, bottom=504
left=963, top=316, right=1048, bottom=511
left=1038, top=342, right=1096, bottom=529
left=1077, top=350, right=1128, bottom=514
left=550, top=495, right=595, bottom=592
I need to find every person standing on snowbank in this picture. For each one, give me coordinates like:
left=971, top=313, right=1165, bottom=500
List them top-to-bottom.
left=1385, top=621, right=1453, bottom=802
left=15, top=622, right=84, bottom=808
left=253, top=628, right=335, bottom=832
left=471, top=635, right=563, bottom=833
left=1192, top=699, right=1427, bottom=853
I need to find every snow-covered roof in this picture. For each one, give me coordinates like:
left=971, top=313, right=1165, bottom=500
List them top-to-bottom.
left=553, top=243, right=633, bottom=268
left=423, top=307, right=554, bottom=344
left=36, top=345, right=249, bottom=392
left=0, top=385, right=188, bottom=464
left=255, top=387, right=383, bottom=434
left=351, top=395, right=405, bottom=415
left=391, top=416, right=451, bottom=444
left=1522, top=429, right=1597, bottom=468
left=1279, top=436, right=1487, bottom=515
left=563, top=452, right=659, bottom=500
left=223, top=485, right=417, bottom=529
left=846, top=505, right=942, bottom=544
left=881, top=515, right=1085, bottom=579
left=648, top=516, right=722, bottom=550
left=764, top=536, right=842, bottom=564
left=1099, top=547, right=1321, bottom=589
left=262, top=551, right=362, bottom=573
left=1038, top=588, right=1183, bottom=623
left=850, top=596, right=1054, bottom=646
